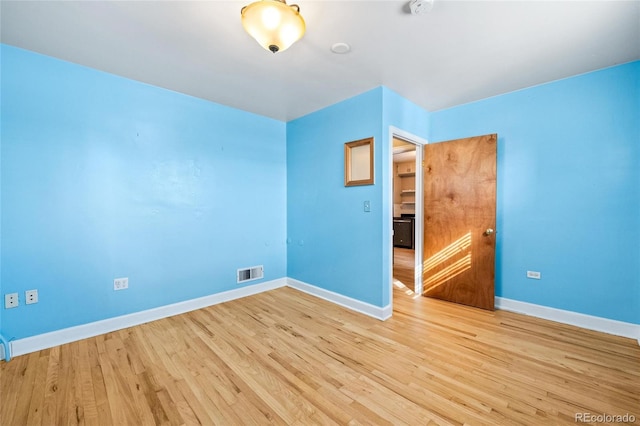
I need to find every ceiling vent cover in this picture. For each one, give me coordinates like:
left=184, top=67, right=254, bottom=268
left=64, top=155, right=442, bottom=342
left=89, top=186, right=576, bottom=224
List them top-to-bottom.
left=237, top=265, right=264, bottom=283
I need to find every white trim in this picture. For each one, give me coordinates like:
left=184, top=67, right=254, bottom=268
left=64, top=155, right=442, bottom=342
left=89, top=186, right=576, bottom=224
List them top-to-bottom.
left=388, top=126, right=428, bottom=306
left=7, top=277, right=393, bottom=359
left=287, top=278, right=392, bottom=320
left=7, top=279, right=637, bottom=360
left=9, top=279, right=287, bottom=358
left=496, top=297, right=640, bottom=343
left=0, top=343, right=5, bottom=361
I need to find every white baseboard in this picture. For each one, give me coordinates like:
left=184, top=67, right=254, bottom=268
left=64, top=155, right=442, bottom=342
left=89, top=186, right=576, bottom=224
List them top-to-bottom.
left=5, top=277, right=391, bottom=360
left=9, top=278, right=287, bottom=358
left=287, top=278, right=392, bottom=320
left=7, top=280, right=637, bottom=361
left=496, top=297, right=640, bottom=344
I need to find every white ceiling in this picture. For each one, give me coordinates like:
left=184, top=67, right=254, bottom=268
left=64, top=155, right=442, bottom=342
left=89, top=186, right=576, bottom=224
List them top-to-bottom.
left=2, top=1, right=639, bottom=122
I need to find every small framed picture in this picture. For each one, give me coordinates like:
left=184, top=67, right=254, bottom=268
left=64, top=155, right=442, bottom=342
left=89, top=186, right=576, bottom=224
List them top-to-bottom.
left=344, top=137, right=374, bottom=186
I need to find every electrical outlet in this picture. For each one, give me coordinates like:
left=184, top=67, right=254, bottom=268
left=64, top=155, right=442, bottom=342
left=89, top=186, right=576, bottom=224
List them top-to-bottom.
left=364, top=200, right=371, bottom=212
left=526, top=271, right=541, bottom=280
left=114, top=277, right=129, bottom=291
left=25, top=289, right=38, bottom=305
left=5, top=293, right=19, bottom=309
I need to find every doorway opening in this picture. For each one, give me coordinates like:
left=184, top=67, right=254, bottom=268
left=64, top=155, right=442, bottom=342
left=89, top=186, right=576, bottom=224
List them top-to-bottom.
left=388, top=127, right=427, bottom=309
left=387, top=130, right=497, bottom=313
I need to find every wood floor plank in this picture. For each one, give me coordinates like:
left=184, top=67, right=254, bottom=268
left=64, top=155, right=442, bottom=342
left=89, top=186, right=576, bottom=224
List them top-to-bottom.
left=393, top=247, right=416, bottom=292
left=2, top=284, right=639, bottom=425
left=40, top=346, right=61, bottom=425
left=24, top=353, right=49, bottom=426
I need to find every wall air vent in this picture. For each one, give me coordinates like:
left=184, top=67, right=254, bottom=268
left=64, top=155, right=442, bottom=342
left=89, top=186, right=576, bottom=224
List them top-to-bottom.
left=237, top=265, right=264, bottom=283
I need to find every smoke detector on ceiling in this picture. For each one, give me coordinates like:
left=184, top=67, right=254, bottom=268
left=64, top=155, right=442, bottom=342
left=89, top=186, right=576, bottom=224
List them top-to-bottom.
left=409, top=0, right=434, bottom=15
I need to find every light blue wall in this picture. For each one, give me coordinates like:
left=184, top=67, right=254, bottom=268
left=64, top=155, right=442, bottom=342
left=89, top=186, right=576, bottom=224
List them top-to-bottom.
left=2, top=43, right=637, bottom=345
left=1, top=45, right=287, bottom=340
left=0, top=46, right=3, bottom=339
left=430, top=61, right=640, bottom=324
left=286, top=88, right=430, bottom=308
left=381, top=88, right=430, bottom=306
left=287, top=89, right=386, bottom=306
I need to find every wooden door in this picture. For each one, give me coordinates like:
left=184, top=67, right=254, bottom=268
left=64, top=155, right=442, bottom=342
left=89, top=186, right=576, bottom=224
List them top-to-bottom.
left=422, top=134, right=497, bottom=310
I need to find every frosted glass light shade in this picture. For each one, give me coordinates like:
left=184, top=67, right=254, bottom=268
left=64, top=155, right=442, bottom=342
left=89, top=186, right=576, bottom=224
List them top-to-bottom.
left=241, top=0, right=305, bottom=53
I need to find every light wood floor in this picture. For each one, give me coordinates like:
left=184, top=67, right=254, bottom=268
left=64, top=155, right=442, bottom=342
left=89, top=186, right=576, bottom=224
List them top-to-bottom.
left=393, top=247, right=416, bottom=292
left=2, top=287, right=639, bottom=425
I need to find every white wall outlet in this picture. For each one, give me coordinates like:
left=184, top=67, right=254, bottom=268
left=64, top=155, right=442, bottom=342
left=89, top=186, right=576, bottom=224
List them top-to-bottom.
left=526, top=271, right=541, bottom=279
left=114, top=277, right=129, bottom=291
left=25, top=289, right=38, bottom=304
left=5, top=293, right=19, bottom=309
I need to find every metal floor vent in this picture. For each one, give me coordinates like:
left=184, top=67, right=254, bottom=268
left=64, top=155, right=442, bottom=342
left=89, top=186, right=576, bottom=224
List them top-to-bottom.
left=237, top=265, right=264, bottom=283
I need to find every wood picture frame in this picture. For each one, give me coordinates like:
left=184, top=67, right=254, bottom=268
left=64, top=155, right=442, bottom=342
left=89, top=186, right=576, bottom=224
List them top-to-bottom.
left=344, top=137, right=374, bottom=186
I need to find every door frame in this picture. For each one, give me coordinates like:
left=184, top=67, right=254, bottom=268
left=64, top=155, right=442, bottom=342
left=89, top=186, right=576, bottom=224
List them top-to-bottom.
left=387, top=126, right=428, bottom=309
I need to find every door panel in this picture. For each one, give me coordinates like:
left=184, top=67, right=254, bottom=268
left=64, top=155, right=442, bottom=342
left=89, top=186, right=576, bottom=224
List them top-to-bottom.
left=422, top=134, right=497, bottom=310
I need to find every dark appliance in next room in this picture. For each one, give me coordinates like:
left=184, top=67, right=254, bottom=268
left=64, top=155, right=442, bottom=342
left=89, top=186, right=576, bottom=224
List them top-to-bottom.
left=393, top=214, right=415, bottom=249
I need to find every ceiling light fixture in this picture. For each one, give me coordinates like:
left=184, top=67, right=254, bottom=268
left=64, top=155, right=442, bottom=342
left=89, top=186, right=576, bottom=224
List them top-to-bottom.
left=241, top=0, right=306, bottom=53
